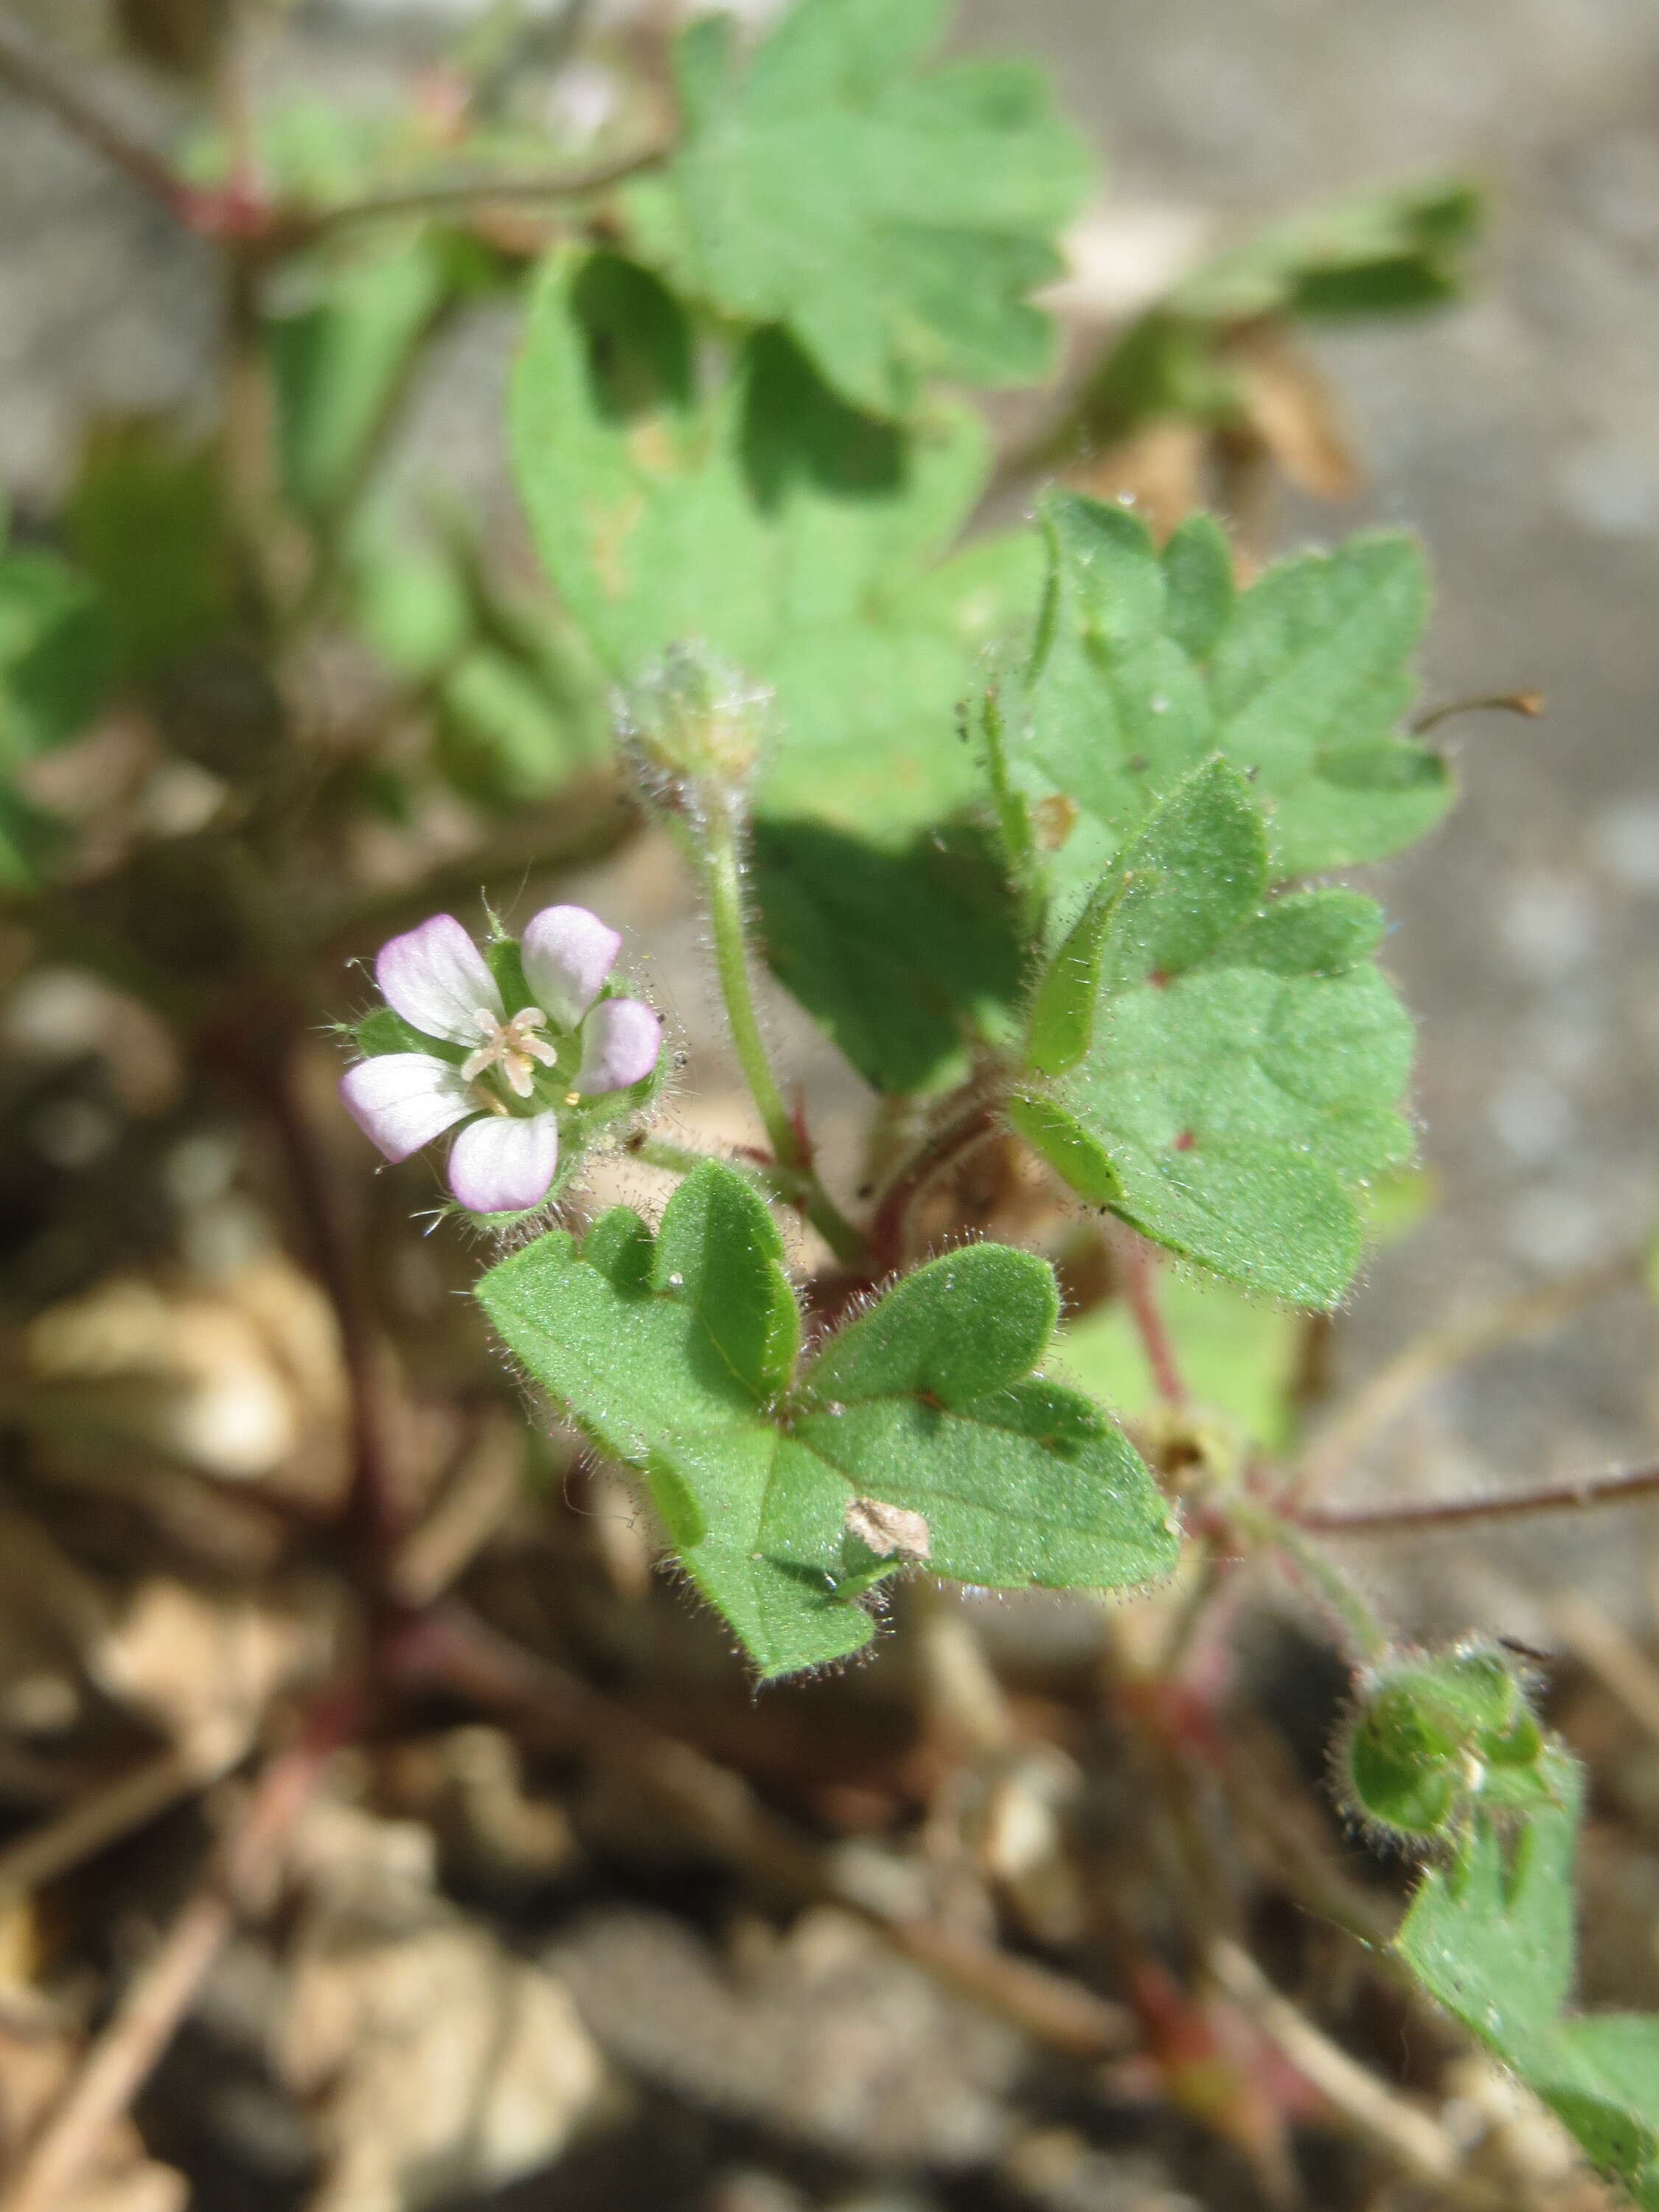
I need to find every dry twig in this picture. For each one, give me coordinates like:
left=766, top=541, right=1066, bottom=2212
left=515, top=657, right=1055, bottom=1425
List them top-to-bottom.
left=0, top=1688, right=359, bottom=2212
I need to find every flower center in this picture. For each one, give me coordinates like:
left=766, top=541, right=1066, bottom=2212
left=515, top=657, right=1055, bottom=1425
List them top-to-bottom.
left=460, top=1005, right=560, bottom=1103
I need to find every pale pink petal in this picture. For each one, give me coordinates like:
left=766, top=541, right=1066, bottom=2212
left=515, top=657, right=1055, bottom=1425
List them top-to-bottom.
left=520, top=905, right=620, bottom=1029
left=376, top=914, right=501, bottom=1045
left=576, top=997, right=662, bottom=1095
left=340, top=1054, right=474, bottom=1163
left=448, top=1110, right=560, bottom=1214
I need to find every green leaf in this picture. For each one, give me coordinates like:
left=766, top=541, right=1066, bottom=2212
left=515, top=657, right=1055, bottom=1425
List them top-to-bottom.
left=623, top=0, right=1091, bottom=417
left=1170, top=177, right=1484, bottom=325
left=1067, top=179, right=1483, bottom=453
left=513, top=248, right=1040, bottom=1091
left=987, top=493, right=1450, bottom=898
left=349, top=510, right=611, bottom=808
left=1159, top=512, right=1234, bottom=662
left=1208, top=530, right=1448, bottom=874
left=0, top=551, right=111, bottom=758
left=1017, top=760, right=1415, bottom=1307
left=0, top=781, right=67, bottom=892
left=753, top=817, right=1025, bottom=1096
left=476, top=1162, right=1176, bottom=1677
left=1398, top=1759, right=1659, bottom=2209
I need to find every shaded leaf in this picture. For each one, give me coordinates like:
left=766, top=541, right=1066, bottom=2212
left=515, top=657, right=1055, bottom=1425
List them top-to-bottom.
left=1069, top=178, right=1482, bottom=453
left=270, top=240, right=450, bottom=520
left=513, top=249, right=1040, bottom=1091
left=66, top=420, right=237, bottom=683
left=0, top=551, right=111, bottom=757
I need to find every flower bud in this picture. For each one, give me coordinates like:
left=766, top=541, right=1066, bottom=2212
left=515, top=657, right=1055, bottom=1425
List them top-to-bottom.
left=622, top=644, right=770, bottom=807
left=1341, top=1639, right=1553, bottom=1844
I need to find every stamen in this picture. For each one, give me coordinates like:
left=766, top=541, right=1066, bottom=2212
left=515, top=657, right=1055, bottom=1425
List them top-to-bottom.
left=459, top=1004, right=557, bottom=1099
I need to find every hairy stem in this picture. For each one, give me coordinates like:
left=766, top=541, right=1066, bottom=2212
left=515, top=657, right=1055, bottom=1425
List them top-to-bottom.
left=288, top=142, right=667, bottom=243
left=697, top=803, right=864, bottom=1265
left=1228, top=1495, right=1391, bottom=1663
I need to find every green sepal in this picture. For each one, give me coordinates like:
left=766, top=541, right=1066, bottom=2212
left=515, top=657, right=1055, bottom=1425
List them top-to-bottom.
left=352, top=1005, right=455, bottom=1060
left=1344, top=1642, right=1550, bottom=1842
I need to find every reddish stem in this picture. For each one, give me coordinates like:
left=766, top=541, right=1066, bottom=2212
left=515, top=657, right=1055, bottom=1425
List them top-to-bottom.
left=0, top=22, right=188, bottom=220
left=266, top=1044, right=405, bottom=1593
left=869, top=1098, right=1001, bottom=1273
left=1120, top=1233, right=1185, bottom=1406
left=1299, top=1461, right=1659, bottom=1538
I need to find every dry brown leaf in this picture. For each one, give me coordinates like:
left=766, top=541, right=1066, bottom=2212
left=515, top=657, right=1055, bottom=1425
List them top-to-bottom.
left=1225, top=325, right=1360, bottom=504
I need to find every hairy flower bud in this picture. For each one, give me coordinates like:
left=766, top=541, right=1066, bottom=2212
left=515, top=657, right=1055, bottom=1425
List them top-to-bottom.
left=622, top=644, right=770, bottom=810
left=1340, top=1639, right=1554, bottom=1844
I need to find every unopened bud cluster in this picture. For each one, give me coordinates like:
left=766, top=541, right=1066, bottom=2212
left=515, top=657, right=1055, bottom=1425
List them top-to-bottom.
left=622, top=644, right=771, bottom=818
left=1340, top=1638, right=1559, bottom=1843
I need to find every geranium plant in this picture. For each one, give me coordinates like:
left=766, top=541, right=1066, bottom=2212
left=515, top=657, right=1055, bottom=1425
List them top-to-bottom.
left=2, top=1, right=1658, bottom=2205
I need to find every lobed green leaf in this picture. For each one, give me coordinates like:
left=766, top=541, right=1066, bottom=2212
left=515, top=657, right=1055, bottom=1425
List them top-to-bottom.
left=623, top=0, right=1091, bottom=418
left=512, top=248, right=1037, bottom=1093
left=984, top=492, right=1450, bottom=904
left=1015, top=760, right=1415, bottom=1307
left=476, top=1161, right=1177, bottom=1677
left=1398, top=1759, right=1659, bottom=2209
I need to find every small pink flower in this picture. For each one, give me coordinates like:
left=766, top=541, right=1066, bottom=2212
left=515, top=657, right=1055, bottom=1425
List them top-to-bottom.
left=340, top=906, right=661, bottom=1214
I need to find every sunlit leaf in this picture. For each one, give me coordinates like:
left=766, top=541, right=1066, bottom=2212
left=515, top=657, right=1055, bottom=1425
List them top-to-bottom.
left=624, top=0, right=1091, bottom=416
left=984, top=493, right=1449, bottom=898
left=1014, top=761, right=1414, bottom=1307
left=477, top=1161, right=1176, bottom=1677
left=1399, top=1758, right=1659, bottom=2210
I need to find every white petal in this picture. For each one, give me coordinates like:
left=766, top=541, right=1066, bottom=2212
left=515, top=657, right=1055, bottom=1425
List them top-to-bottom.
left=520, top=905, right=621, bottom=1029
left=376, top=914, right=501, bottom=1046
left=576, top=997, right=663, bottom=1094
left=340, top=1054, right=474, bottom=1163
left=448, top=1110, right=560, bottom=1214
